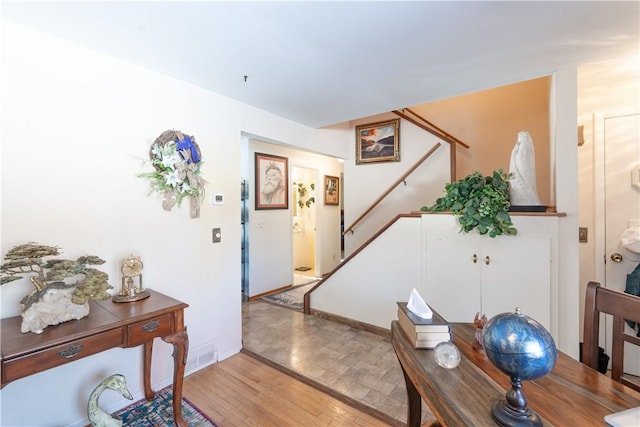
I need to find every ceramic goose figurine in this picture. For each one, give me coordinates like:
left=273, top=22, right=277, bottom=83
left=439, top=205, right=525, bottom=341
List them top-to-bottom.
left=88, top=374, right=133, bottom=427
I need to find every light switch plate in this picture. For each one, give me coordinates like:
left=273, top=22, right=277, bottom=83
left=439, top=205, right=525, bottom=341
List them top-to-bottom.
left=211, top=193, right=224, bottom=205
left=579, top=227, right=588, bottom=243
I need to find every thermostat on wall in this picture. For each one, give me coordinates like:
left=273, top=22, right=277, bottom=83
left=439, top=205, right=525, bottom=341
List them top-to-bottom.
left=212, top=193, right=224, bottom=205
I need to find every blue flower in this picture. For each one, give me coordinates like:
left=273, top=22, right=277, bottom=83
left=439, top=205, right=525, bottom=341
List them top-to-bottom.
left=176, top=135, right=200, bottom=164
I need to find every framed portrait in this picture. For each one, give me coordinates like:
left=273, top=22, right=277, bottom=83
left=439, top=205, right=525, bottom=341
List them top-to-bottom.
left=355, top=119, right=400, bottom=164
left=255, top=152, right=288, bottom=210
left=324, top=175, right=339, bottom=205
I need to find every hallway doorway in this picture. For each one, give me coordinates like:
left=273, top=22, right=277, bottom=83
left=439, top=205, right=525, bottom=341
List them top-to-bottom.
left=596, top=112, right=640, bottom=376
left=292, top=166, right=318, bottom=284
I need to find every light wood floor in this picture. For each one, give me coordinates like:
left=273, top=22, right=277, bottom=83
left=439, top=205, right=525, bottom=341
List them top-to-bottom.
left=183, top=352, right=392, bottom=426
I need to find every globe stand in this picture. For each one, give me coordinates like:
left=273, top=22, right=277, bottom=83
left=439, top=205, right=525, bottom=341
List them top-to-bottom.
left=491, top=376, right=542, bottom=427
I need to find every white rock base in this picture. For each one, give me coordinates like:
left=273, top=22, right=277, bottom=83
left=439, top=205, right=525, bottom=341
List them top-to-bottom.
left=21, top=287, right=90, bottom=334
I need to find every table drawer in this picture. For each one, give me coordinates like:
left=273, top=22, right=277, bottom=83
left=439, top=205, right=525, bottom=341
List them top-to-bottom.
left=127, top=313, right=174, bottom=345
left=2, top=328, right=123, bottom=384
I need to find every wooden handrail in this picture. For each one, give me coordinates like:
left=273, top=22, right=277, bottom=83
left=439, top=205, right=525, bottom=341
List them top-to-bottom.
left=393, top=108, right=471, bottom=182
left=406, top=108, right=470, bottom=149
left=392, top=109, right=470, bottom=149
left=342, top=142, right=441, bottom=236
left=304, top=213, right=422, bottom=314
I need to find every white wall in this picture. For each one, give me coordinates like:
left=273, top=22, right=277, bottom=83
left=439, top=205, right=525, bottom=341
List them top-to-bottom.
left=0, top=21, right=347, bottom=426
left=550, top=68, right=580, bottom=358
left=247, top=139, right=343, bottom=297
left=311, top=216, right=423, bottom=329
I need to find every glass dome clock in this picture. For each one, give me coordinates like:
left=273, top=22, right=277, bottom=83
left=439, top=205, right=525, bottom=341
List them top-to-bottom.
left=113, top=255, right=150, bottom=303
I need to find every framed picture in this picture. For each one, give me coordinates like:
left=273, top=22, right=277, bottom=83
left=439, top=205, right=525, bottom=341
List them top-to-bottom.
left=355, top=119, right=400, bottom=164
left=255, top=152, right=288, bottom=210
left=324, top=175, right=339, bottom=205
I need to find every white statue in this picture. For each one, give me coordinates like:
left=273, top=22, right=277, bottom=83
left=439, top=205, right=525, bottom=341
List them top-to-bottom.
left=509, top=131, right=541, bottom=206
left=88, top=374, right=133, bottom=427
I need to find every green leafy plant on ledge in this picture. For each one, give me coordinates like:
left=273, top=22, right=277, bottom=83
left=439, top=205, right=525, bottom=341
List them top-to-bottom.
left=421, top=169, right=517, bottom=238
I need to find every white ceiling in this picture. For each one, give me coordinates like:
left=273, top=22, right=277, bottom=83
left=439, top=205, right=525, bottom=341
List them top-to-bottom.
left=3, top=1, right=639, bottom=128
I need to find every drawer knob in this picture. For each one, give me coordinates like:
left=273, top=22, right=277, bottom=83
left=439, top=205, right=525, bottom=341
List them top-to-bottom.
left=142, top=319, right=160, bottom=333
left=58, top=344, right=83, bottom=359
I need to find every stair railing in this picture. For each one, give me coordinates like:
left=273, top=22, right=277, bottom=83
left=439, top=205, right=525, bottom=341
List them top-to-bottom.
left=392, top=108, right=470, bottom=182
left=343, top=110, right=471, bottom=236
left=306, top=112, right=473, bottom=314
left=342, top=142, right=441, bottom=236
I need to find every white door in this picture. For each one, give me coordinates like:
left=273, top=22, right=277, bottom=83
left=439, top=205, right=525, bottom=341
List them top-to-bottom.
left=603, top=113, right=640, bottom=376
left=424, top=233, right=481, bottom=321
left=425, top=233, right=551, bottom=329
left=481, top=235, right=551, bottom=331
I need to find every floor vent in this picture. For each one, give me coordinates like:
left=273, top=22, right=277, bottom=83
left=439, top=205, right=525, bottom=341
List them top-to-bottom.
left=185, top=340, right=218, bottom=374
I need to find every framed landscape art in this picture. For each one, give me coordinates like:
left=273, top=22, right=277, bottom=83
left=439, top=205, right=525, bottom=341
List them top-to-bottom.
left=355, top=119, right=400, bottom=164
left=255, top=152, right=288, bottom=210
left=324, top=175, right=339, bottom=205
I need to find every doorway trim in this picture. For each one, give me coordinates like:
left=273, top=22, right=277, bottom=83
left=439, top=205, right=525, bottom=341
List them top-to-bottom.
left=593, top=110, right=640, bottom=286
left=291, top=165, right=320, bottom=282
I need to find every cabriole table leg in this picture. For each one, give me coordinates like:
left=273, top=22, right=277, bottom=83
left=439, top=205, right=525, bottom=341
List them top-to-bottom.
left=162, top=328, right=189, bottom=427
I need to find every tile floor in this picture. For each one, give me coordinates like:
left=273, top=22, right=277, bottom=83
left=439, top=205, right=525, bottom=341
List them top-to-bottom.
left=242, top=299, right=434, bottom=426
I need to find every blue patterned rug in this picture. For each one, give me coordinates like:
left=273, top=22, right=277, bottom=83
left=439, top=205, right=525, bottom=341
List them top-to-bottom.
left=260, top=282, right=317, bottom=310
left=113, top=386, right=218, bottom=427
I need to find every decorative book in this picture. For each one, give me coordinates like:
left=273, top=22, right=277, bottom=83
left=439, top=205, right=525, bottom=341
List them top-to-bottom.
left=397, top=302, right=452, bottom=349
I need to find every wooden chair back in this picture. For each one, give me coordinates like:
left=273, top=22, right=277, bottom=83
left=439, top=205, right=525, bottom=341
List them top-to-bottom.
left=583, top=281, right=640, bottom=392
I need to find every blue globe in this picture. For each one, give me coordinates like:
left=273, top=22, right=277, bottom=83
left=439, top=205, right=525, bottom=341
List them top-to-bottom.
left=482, top=309, right=557, bottom=381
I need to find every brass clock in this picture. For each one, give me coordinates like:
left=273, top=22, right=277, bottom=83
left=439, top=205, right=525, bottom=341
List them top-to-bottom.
left=113, top=255, right=150, bottom=303
left=122, top=256, right=143, bottom=277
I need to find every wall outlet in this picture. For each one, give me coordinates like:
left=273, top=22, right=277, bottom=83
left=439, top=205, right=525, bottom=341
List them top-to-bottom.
left=212, top=228, right=221, bottom=243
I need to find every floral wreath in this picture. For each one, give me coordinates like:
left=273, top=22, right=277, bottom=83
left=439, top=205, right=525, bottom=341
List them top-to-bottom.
left=139, top=130, right=205, bottom=218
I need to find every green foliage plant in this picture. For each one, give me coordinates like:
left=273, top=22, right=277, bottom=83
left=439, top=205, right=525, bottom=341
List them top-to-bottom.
left=421, top=169, right=517, bottom=238
left=295, top=182, right=315, bottom=209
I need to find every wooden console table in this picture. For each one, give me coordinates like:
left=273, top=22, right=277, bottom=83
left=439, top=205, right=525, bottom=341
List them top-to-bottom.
left=1, top=289, right=189, bottom=427
left=392, top=321, right=640, bottom=426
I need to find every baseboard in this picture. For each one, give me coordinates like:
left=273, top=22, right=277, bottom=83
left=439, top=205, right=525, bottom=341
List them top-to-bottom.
left=249, top=284, right=293, bottom=300
left=309, top=308, right=391, bottom=338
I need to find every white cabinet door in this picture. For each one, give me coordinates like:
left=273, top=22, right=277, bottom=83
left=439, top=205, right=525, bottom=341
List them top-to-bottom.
left=425, top=232, right=551, bottom=329
left=425, top=233, right=481, bottom=322
left=480, top=236, right=551, bottom=330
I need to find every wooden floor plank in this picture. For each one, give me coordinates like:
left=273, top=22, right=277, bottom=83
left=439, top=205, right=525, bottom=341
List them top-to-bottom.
left=183, top=352, right=392, bottom=426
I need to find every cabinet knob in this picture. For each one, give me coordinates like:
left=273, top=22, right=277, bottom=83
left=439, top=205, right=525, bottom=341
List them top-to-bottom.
left=472, top=254, right=477, bottom=263
left=485, top=256, right=490, bottom=265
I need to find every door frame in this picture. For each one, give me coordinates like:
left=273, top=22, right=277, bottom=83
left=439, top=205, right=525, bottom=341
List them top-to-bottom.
left=593, top=110, right=640, bottom=286
left=593, top=110, right=640, bottom=375
left=291, top=165, right=320, bottom=281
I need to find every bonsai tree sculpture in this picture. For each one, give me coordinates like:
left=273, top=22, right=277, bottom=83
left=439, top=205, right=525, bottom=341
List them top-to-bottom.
left=0, top=242, right=112, bottom=333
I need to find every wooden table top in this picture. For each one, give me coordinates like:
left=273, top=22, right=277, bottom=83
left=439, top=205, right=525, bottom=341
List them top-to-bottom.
left=1, top=289, right=187, bottom=359
left=391, top=321, right=640, bottom=426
